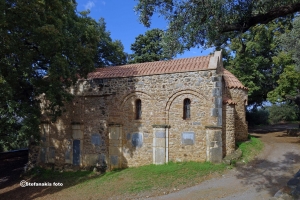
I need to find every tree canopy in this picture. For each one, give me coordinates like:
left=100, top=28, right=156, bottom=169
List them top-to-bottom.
left=0, top=0, right=126, bottom=151
left=135, top=0, right=300, bottom=55
left=279, top=16, right=300, bottom=71
left=267, top=17, right=300, bottom=123
left=95, top=18, right=127, bottom=67
left=224, top=18, right=293, bottom=107
left=129, top=28, right=172, bottom=64
left=267, top=65, right=300, bottom=122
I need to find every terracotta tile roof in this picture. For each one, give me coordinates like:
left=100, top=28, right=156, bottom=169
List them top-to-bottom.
left=87, top=56, right=212, bottom=79
left=223, top=68, right=248, bottom=90
left=223, top=97, right=237, bottom=105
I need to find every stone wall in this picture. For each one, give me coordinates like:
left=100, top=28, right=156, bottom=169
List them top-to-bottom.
left=37, top=67, right=226, bottom=169
left=224, top=88, right=248, bottom=142
left=168, top=92, right=209, bottom=162
left=222, top=104, right=235, bottom=156
left=206, top=126, right=223, bottom=163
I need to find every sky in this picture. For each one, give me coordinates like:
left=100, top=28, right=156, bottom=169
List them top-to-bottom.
left=75, top=0, right=214, bottom=59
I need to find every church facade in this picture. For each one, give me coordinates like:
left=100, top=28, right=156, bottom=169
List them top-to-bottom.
left=35, top=51, right=248, bottom=170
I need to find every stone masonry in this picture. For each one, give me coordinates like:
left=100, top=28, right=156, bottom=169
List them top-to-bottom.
left=35, top=51, right=248, bottom=170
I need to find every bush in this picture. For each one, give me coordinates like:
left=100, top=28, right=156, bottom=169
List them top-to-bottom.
left=268, top=103, right=298, bottom=124
left=246, top=108, right=269, bottom=126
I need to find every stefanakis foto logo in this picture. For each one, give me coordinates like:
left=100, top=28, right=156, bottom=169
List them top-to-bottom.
left=20, top=180, right=63, bottom=187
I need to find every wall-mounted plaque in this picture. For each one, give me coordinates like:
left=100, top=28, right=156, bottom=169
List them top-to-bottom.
left=182, top=132, right=195, bottom=145
left=131, top=133, right=143, bottom=148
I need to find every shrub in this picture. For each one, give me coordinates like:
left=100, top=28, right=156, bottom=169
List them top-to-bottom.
left=268, top=102, right=298, bottom=124
left=246, top=108, right=269, bottom=126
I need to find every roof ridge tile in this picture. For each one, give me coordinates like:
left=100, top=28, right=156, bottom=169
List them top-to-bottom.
left=87, top=55, right=214, bottom=79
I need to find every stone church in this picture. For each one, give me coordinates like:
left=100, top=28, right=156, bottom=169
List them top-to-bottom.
left=35, top=51, right=248, bottom=170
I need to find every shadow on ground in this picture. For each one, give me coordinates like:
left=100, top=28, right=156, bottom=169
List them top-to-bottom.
left=248, top=123, right=298, bottom=134
left=234, top=151, right=300, bottom=196
left=0, top=154, right=124, bottom=200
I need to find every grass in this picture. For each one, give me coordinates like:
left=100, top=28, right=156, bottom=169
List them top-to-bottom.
left=237, top=135, right=264, bottom=163
left=28, top=137, right=263, bottom=199
left=78, top=161, right=228, bottom=196
left=120, top=161, right=226, bottom=193
left=31, top=162, right=227, bottom=199
left=26, top=167, right=94, bottom=186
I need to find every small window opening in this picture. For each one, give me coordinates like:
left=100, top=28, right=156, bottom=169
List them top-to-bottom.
left=183, top=98, right=191, bottom=119
left=136, top=99, right=142, bottom=119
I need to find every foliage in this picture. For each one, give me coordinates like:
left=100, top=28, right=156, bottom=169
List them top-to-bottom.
left=134, top=0, right=300, bottom=111
left=135, top=0, right=300, bottom=55
left=0, top=1, right=126, bottom=151
left=280, top=16, right=300, bottom=71
left=267, top=17, right=300, bottom=124
left=95, top=18, right=127, bottom=67
left=224, top=18, right=293, bottom=106
left=129, top=28, right=172, bottom=64
left=268, top=65, right=300, bottom=121
left=267, top=103, right=298, bottom=124
left=246, top=108, right=269, bottom=126
left=237, top=136, right=263, bottom=163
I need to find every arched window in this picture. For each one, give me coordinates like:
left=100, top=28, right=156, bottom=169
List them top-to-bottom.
left=183, top=98, right=191, bottom=119
left=136, top=99, right=142, bottom=119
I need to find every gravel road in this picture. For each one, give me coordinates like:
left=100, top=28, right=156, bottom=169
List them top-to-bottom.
left=150, top=124, right=300, bottom=200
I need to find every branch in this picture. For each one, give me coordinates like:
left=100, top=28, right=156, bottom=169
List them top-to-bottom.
left=222, top=3, right=300, bottom=33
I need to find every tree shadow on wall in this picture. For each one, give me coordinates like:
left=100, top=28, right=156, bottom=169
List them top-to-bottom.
left=0, top=68, right=155, bottom=199
left=113, top=77, right=153, bottom=166
left=234, top=151, right=300, bottom=196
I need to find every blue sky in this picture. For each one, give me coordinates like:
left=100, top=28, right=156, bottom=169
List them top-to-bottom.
left=76, top=0, right=214, bottom=59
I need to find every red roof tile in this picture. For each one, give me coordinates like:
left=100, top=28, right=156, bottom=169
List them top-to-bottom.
left=87, top=56, right=212, bottom=79
left=223, top=68, right=248, bottom=90
left=223, top=97, right=237, bottom=105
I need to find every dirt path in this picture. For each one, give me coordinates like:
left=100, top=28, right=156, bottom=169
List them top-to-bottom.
left=149, top=124, right=300, bottom=200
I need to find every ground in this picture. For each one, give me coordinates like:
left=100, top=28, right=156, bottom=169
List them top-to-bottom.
left=0, top=123, right=299, bottom=200
left=149, top=123, right=300, bottom=200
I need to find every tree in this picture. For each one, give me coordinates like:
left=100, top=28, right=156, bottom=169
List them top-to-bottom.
left=135, top=0, right=300, bottom=55
left=0, top=1, right=126, bottom=151
left=267, top=16, right=300, bottom=126
left=268, top=16, right=300, bottom=123
left=280, top=16, right=300, bottom=71
left=95, top=18, right=127, bottom=67
left=225, top=19, right=293, bottom=107
left=129, top=29, right=172, bottom=64
left=268, top=65, right=300, bottom=123
left=267, top=102, right=299, bottom=124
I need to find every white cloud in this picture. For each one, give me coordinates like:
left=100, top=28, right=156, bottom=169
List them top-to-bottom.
left=84, top=1, right=95, bottom=10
